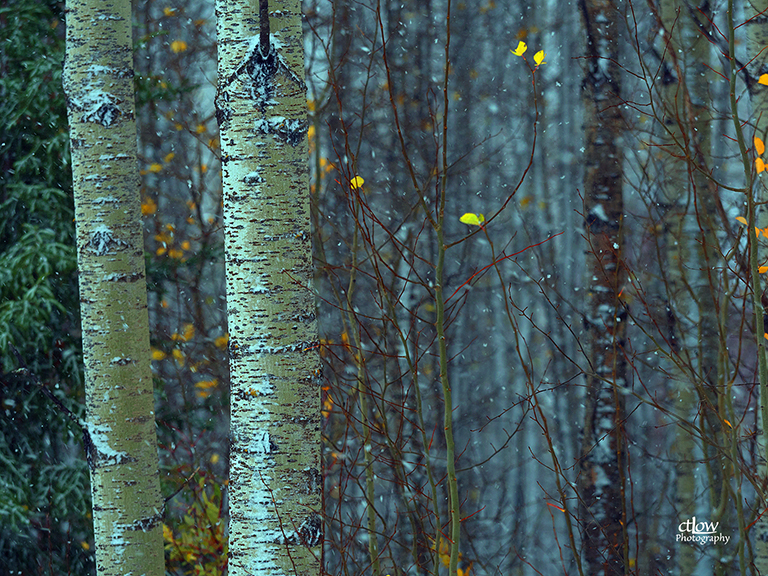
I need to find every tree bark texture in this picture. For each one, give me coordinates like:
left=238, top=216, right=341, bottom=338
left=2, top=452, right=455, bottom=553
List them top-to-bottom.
left=62, top=0, right=165, bottom=574
left=216, top=0, right=322, bottom=574
left=578, top=0, right=627, bottom=574
left=656, top=1, right=721, bottom=573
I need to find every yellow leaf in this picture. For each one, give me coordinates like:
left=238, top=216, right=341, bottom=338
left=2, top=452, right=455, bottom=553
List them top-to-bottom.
left=479, top=0, right=495, bottom=14
left=170, top=40, right=188, bottom=53
left=511, top=40, right=527, bottom=56
left=534, top=50, right=546, bottom=66
left=760, top=74, right=768, bottom=86
left=756, top=136, right=766, bottom=156
left=164, top=152, right=175, bottom=163
left=757, top=157, right=766, bottom=173
left=149, top=163, right=162, bottom=173
left=350, top=175, right=364, bottom=189
left=141, top=197, right=157, bottom=216
left=459, top=213, right=485, bottom=226
left=736, top=216, right=748, bottom=225
left=760, top=266, right=768, bottom=273
left=182, top=323, right=195, bottom=341
left=214, top=334, right=229, bottom=349
left=151, top=348, right=166, bottom=361
left=195, top=379, right=218, bottom=390
left=723, top=419, right=732, bottom=428
left=162, top=523, right=174, bottom=542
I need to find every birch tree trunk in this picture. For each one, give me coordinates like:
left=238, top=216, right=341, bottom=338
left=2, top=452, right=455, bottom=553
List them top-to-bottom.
left=62, top=0, right=164, bottom=574
left=216, top=0, right=322, bottom=574
left=577, top=0, right=627, bottom=574
left=656, top=2, right=721, bottom=573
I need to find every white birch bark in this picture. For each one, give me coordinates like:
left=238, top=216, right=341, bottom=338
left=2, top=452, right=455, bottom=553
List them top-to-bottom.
left=62, top=0, right=165, bottom=574
left=216, top=1, right=321, bottom=574
left=656, top=2, right=719, bottom=573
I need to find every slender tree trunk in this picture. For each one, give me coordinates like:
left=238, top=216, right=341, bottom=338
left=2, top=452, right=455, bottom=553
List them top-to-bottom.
left=62, top=0, right=165, bottom=574
left=216, top=0, right=322, bottom=574
left=577, top=0, right=627, bottom=574
left=745, top=1, right=768, bottom=571
left=655, top=2, right=721, bottom=573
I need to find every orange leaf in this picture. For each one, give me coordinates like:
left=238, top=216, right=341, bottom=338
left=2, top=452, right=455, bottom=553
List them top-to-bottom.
left=170, top=40, right=188, bottom=53
left=760, top=74, right=768, bottom=86
left=756, top=136, right=766, bottom=156
left=757, top=158, right=766, bottom=173
left=736, top=216, right=748, bottom=225
left=760, top=266, right=768, bottom=273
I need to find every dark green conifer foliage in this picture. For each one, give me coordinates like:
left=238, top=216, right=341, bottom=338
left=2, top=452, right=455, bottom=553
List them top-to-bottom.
left=0, top=1, right=92, bottom=572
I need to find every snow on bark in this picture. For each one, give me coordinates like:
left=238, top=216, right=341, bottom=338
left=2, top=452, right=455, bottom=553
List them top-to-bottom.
left=63, top=0, right=165, bottom=575
left=217, top=1, right=321, bottom=575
